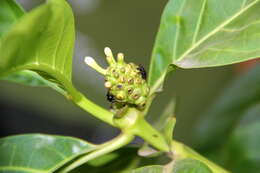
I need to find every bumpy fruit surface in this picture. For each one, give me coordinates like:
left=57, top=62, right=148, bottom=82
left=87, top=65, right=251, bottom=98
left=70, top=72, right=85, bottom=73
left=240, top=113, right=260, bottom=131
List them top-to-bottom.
left=85, top=47, right=150, bottom=110
left=105, top=62, right=149, bottom=109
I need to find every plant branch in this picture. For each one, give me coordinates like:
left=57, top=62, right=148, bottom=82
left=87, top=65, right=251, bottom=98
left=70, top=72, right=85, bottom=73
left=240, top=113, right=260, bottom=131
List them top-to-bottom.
left=73, top=92, right=115, bottom=127
left=131, top=117, right=170, bottom=152
left=59, top=133, right=134, bottom=173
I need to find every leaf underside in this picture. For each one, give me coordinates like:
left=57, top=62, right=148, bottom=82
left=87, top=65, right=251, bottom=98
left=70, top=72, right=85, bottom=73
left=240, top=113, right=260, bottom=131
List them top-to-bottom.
left=149, top=0, right=260, bottom=92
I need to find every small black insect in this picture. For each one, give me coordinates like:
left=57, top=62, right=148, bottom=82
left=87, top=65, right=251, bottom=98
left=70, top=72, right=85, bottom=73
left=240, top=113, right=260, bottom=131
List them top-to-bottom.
left=137, top=65, right=147, bottom=80
left=106, top=91, right=115, bottom=102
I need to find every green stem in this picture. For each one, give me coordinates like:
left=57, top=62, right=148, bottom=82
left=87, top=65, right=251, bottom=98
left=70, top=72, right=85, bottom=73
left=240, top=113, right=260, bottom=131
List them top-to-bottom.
left=35, top=65, right=116, bottom=127
left=73, top=93, right=115, bottom=127
left=112, top=108, right=169, bottom=152
left=132, top=118, right=170, bottom=152
left=59, top=133, right=134, bottom=173
left=172, top=140, right=230, bottom=173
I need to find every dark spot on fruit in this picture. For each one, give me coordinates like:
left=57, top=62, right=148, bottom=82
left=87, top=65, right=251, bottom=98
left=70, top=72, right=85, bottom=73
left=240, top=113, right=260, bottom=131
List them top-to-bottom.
left=137, top=65, right=147, bottom=80
left=128, top=78, right=134, bottom=84
left=117, top=84, right=123, bottom=89
left=127, top=88, right=133, bottom=94
left=106, top=92, right=115, bottom=102
left=133, top=94, right=140, bottom=99
left=152, top=134, right=158, bottom=138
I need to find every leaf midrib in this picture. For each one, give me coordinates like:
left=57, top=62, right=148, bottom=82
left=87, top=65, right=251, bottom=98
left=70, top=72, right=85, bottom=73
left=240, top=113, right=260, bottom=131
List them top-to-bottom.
left=175, top=0, right=259, bottom=63
left=0, top=166, right=47, bottom=173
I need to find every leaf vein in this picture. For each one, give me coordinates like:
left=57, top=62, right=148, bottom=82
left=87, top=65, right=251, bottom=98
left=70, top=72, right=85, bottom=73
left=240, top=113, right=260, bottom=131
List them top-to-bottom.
left=173, top=0, right=187, bottom=60
left=176, top=0, right=259, bottom=63
left=192, top=0, right=207, bottom=45
left=53, top=10, right=66, bottom=70
left=9, top=145, right=16, bottom=166
left=0, top=166, right=47, bottom=173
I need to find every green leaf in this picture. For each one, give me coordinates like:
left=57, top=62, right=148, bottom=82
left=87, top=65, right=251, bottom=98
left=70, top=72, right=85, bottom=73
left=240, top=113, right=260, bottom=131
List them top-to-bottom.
left=0, top=0, right=75, bottom=96
left=0, top=0, right=24, bottom=38
left=0, top=0, right=62, bottom=90
left=0, top=0, right=115, bottom=126
left=0, top=0, right=52, bottom=89
left=149, top=0, right=260, bottom=92
left=193, top=64, right=260, bottom=150
left=2, top=70, right=67, bottom=94
left=152, top=99, right=176, bottom=147
left=153, top=99, right=176, bottom=131
left=224, top=104, right=260, bottom=173
left=162, top=117, right=176, bottom=147
left=0, top=134, right=96, bottom=173
left=72, top=146, right=171, bottom=173
left=72, top=147, right=140, bottom=173
left=132, top=159, right=213, bottom=173
left=172, top=159, right=213, bottom=173
left=132, top=165, right=164, bottom=173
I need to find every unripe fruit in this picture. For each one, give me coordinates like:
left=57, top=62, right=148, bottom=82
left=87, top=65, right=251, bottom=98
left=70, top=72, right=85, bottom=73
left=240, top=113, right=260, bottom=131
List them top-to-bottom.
left=85, top=47, right=150, bottom=110
left=104, top=60, right=149, bottom=109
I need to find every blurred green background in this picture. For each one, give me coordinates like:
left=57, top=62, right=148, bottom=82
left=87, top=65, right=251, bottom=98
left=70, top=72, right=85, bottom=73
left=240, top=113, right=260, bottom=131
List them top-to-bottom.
left=0, top=0, right=235, bottom=146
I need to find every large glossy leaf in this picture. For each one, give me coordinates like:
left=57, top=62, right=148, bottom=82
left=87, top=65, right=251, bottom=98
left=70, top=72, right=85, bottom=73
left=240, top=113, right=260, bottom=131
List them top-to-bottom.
left=0, top=0, right=75, bottom=96
left=149, top=0, right=260, bottom=92
left=193, top=64, right=260, bottom=150
left=0, top=134, right=96, bottom=173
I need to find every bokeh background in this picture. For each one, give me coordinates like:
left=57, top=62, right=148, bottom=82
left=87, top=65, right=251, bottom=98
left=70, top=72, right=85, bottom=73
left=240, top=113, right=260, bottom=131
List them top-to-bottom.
left=0, top=0, right=253, bottom=148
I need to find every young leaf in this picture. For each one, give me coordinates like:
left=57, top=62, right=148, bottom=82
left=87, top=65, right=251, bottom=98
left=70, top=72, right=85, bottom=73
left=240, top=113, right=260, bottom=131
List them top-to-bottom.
left=0, top=0, right=75, bottom=96
left=149, top=0, right=260, bottom=93
left=149, top=99, right=176, bottom=147
left=153, top=99, right=176, bottom=131
left=162, top=117, right=176, bottom=147
left=0, top=134, right=96, bottom=173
